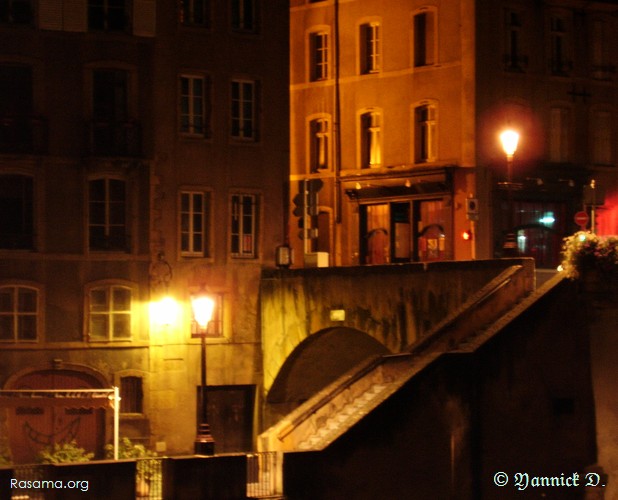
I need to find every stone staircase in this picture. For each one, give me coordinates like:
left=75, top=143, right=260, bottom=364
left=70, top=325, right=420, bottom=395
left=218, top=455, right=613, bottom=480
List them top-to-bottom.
left=259, top=264, right=553, bottom=454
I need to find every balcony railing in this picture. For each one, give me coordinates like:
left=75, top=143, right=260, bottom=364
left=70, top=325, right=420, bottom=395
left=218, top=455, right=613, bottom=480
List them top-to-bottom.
left=0, top=115, right=47, bottom=154
left=89, top=119, right=141, bottom=157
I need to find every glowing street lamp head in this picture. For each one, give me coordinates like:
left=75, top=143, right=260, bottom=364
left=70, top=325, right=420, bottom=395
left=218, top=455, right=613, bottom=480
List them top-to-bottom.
left=500, top=130, right=519, bottom=157
left=191, top=295, right=215, bottom=330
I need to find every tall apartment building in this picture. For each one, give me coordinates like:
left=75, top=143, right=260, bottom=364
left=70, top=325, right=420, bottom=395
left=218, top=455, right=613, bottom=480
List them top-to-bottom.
left=0, top=0, right=288, bottom=462
left=289, top=0, right=618, bottom=269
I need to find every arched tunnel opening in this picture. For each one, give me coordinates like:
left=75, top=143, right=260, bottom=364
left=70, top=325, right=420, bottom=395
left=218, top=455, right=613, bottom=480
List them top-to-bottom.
left=265, top=327, right=390, bottom=427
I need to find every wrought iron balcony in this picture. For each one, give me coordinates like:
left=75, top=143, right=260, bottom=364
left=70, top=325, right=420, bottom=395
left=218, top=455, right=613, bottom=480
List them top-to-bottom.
left=89, top=119, right=142, bottom=157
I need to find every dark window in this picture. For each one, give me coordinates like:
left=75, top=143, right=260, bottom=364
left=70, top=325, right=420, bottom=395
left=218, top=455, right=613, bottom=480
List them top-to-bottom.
left=0, top=0, right=33, bottom=24
left=88, top=0, right=127, bottom=32
left=180, top=0, right=210, bottom=27
left=231, top=0, right=256, bottom=33
left=414, top=11, right=435, bottom=67
left=310, top=32, right=328, bottom=81
left=0, top=65, right=39, bottom=154
left=179, top=75, right=211, bottom=137
left=231, top=80, right=257, bottom=140
left=0, top=175, right=34, bottom=249
left=89, top=178, right=127, bottom=251
left=180, top=191, right=211, bottom=257
left=230, top=194, right=258, bottom=258
left=120, top=376, right=143, bottom=413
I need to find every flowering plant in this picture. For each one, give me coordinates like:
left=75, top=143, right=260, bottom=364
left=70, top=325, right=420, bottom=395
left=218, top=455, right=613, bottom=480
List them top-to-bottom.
left=560, top=232, right=618, bottom=279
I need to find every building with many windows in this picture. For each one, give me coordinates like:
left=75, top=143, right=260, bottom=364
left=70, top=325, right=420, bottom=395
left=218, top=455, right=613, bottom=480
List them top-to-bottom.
left=0, top=0, right=288, bottom=461
left=289, top=0, right=618, bottom=269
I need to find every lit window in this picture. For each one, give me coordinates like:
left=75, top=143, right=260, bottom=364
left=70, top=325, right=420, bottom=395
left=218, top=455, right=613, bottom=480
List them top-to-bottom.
left=88, top=0, right=127, bottom=32
left=180, top=0, right=210, bottom=27
left=231, top=0, right=257, bottom=33
left=413, top=11, right=435, bottom=67
left=360, top=23, right=380, bottom=74
left=310, top=32, right=329, bottom=81
left=180, top=75, right=211, bottom=137
left=231, top=80, right=257, bottom=140
left=415, top=104, right=436, bottom=163
left=360, top=112, right=381, bottom=168
left=309, top=118, right=330, bottom=172
left=0, top=174, right=34, bottom=250
left=89, top=178, right=127, bottom=251
left=180, top=191, right=211, bottom=257
left=230, top=193, right=258, bottom=258
left=88, top=284, right=132, bottom=341
left=0, top=286, right=38, bottom=342
left=120, top=376, right=143, bottom=414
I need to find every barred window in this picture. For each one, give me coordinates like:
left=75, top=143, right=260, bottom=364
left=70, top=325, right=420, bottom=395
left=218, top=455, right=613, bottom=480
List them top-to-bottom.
left=120, top=376, right=143, bottom=414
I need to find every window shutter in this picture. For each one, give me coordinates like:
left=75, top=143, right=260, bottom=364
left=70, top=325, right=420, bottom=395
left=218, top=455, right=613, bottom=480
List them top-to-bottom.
left=38, top=0, right=63, bottom=30
left=63, top=0, right=87, bottom=32
left=133, top=0, right=156, bottom=37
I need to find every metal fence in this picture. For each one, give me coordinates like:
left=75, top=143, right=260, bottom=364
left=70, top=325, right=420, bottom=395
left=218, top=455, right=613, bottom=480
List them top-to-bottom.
left=247, top=452, right=283, bottom=499
left=135, top=458, right=163, bottom=500
left=11, top=464, right=45, bottom=500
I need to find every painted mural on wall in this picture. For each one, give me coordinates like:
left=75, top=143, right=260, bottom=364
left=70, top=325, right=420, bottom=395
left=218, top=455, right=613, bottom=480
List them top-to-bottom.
left=4, top=369, right=106, bottom=464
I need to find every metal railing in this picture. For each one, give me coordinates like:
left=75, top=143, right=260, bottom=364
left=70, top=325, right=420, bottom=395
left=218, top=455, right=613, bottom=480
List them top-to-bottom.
left=247, top=452, right=283, bottom=499
left=135, top=458, right=163, bottom=500
left=11, top=464, right=45, bottom=500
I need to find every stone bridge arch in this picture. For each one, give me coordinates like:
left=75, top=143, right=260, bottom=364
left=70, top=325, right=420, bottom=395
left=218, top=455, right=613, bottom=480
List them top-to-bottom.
left=265, top=327, right=389, bottom=425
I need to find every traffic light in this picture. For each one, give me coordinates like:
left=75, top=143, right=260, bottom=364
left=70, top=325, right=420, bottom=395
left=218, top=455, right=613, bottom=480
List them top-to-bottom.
left=307, top=178, right=323, bottom=216
left=462, top=229, right=473, bottom=241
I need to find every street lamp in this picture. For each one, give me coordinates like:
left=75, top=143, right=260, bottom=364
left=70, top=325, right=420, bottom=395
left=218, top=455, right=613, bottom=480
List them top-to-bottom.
left=499, top=129, right=520, bottom=256
left=191, top=293, right=216, bottom=455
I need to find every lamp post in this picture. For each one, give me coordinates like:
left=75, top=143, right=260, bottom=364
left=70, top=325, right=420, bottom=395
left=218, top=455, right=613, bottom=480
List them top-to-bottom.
left=499, top=130, right=520, bottom=256
left=191, top=294, right=216, bottom=455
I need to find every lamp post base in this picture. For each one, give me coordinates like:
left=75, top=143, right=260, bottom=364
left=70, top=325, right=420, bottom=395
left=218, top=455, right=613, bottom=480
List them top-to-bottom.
left=195, top=423, right=215, bottom=455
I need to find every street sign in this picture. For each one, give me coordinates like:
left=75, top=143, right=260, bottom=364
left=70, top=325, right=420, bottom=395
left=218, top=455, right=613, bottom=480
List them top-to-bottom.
left=574, top=211, right=589, bottom=229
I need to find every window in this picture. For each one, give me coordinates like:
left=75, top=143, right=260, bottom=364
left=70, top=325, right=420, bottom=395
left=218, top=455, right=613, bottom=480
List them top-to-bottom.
left=0, top=0, right=33, bottom=24
left=88, top=0, right=127, bottom=32
left=180, top=0, right=210, bottom=27
left=231, top=0, right=256, bottom=33
left=504, top=9, right=526, bottom=71
left=413, top=11, right=435, bottom=67
left=550, top=15, right=570, bottom=75
left=591, top=18, right=614, bottom=80
left=360, top=23, right=380, bottom=74
left=310, top=31, right=329, bottom=81
left=0, top=65, right=36, bottom=154
left=91, top=69, right=138, bottom=156
left=180, top=75, right=211, bottom=137
left=231, top=80, right=257, bottom=140
left=415, top=104, right=436, bottom=163
left=549, top=107, right=570, bottom=162
left=360, top=111, right=381, bottom=168
left=592, top=111, right=612, bottom=165
left=309, top=118, right=330, bottom=172
left=0, top=175, right=33, bottom=250
left=89, top=178, right=127, bottom=251
left=180, top=191, right=211, bottom=257
left=230, top=193, right=258, bottom=258
left=88, top=284, right=132, bottom=340
left=0, top=285, right=38, bottom=342
left=120, top=376, right=143, bottom=413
